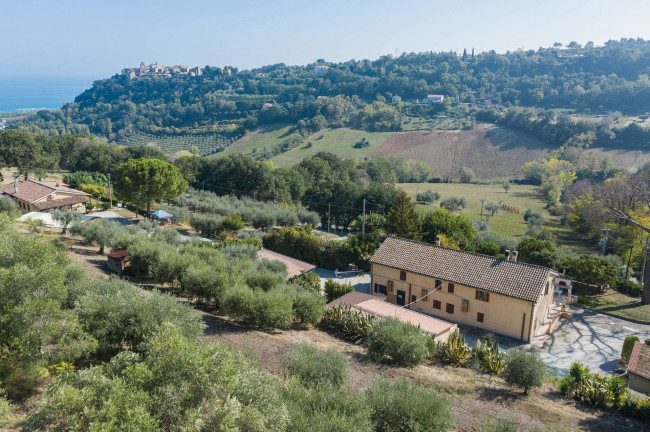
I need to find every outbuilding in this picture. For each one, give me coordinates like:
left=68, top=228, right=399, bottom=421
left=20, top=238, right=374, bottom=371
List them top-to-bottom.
left=106, top=249, right=130, bottom=275
left=627, top=341, right=650, bottom=395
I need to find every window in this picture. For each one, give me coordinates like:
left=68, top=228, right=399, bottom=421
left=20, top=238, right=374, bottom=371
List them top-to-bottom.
left=399, top=271, right=406, bottom=281
left=435, top=279, right=443, bottom=290
left=386, top=280, right=394, bottom=293
left=544, top=282, right=549, bottom=295
left=374, top=283, right=387, bottom=295
left=448, top=283, right=455, bottom=293
left=421, top=289, right=428, bottom=299
left=475, top=290, right=490, bottom=302
left=433, top=300, right=441, bottom=309
left=446, top=303, right=455, bottom=314
left=477, top=312, right=484, bottom=323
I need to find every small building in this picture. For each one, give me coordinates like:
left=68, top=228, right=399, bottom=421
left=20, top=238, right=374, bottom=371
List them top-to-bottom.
left=314, top=65, right=329, bottom=76
left=423, top=94, right=444, bottom=104
left=391, top=95, right=402, bottom=104
left=1, top=180, right=88, bottom=213
left=369, top=237, right=567, bottom=342
left=106, top=249, right=130, bottom=275
left=330, top=291, right=458, bottom=342
left=627, top=342, right=650, bottom=395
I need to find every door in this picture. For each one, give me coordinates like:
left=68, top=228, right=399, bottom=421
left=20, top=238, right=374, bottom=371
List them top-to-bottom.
left=396, top=290, right=406, bottom=306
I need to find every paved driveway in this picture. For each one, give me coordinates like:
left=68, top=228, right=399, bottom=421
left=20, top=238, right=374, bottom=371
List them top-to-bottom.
left=538, top=307, right=650, bottom=375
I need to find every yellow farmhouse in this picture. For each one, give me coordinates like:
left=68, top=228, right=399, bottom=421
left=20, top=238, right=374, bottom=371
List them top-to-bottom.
left=1, top=180, right=88, bottom=213
left=370, top=237, right=567, bottom=342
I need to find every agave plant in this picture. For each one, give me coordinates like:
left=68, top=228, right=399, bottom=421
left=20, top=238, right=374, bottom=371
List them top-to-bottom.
left=320, top=306, right=376, bottom=344
left=437, top=332, right=471, bottom=366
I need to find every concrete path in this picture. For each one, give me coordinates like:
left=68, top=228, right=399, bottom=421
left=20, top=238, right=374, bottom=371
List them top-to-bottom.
left=314, top=268, right=371, bottom=293
left=537, top=307, right=650, bottom=375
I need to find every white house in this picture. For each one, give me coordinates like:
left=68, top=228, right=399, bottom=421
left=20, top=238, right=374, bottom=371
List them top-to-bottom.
left=423, top=94, right=444, bottom=104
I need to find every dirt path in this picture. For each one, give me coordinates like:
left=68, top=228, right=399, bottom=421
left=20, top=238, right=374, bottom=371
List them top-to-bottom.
left=64, top=242, right=643, bottom=432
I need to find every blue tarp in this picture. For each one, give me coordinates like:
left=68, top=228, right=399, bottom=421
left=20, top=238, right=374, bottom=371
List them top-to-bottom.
left=150, top=209, right=174, bottom=219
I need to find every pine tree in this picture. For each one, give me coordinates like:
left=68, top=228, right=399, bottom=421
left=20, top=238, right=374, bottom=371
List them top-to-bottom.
left=386, top=191, right=420, bottom=239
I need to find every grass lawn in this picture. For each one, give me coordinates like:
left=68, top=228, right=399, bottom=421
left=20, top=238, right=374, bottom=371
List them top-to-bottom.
left=217, top=124, right=393, bottom=167
left=1, top=168, right=66, bottom=186
left=398, top=182, right=596, bottom=251
left=586, top=290, right=650, bottom=323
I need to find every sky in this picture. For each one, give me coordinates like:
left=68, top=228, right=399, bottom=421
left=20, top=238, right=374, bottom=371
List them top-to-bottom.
left=2, top=0, right=650, bottom=80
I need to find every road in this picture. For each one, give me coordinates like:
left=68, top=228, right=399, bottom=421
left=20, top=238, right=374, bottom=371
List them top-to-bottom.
left=538, top=307, right=650, bottom=375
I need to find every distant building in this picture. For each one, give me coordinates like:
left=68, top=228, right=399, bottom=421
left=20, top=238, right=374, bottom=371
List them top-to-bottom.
left=122, top=62, right=203, bottom=79
left=314, top=65, right=329, bottom=76
left=422, top=94, right=444, bottom=104
left=391, top=95, right=402, bottom=103
left=0, top=180, right=89, bottom=213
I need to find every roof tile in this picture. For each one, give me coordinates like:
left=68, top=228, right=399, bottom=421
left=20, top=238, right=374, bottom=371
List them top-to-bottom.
left=370, top=237, right=551, bottom=302
left=628, top=341, right=650, bottom=380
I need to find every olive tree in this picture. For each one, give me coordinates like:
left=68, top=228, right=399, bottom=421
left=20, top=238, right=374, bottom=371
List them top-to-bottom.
left=51, top=209, right=83, bottom=234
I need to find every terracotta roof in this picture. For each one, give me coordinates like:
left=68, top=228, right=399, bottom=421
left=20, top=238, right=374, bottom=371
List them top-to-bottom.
left=0, top=180, right=88, bottom=203
left=1, top=180, right=54, bottom=202
left=33, top=196, right=87, bottom=210
left=370, top=237, right=552, bottom=302
left=106, top=249, right=128, bottom=259
left=328, top=291, right=455, bottom=337
left=628, top=341, right=650, bottom=380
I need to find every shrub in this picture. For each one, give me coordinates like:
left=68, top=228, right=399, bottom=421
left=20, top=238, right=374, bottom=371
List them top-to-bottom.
left=459, top=166, right=476, bottom=183
left=416, top=189, right=440, bottom=204
left=0, top=196, right=20, bottom=218
left=440, top=196, right=466, bottom=211
left=100, top=201, right=111, bottom=211
left=297, top=209, right=320, bottom=227
left=523, top=209, right=544, bottom=226
left=252, top=212, right=276, bottom=231
left=190, top=213, right=223, bottom=237
left=221, top=213, right=244, bottom=232
left=263, top=227, right=350, bottom=270
left=476, top=241, right=501, bottom=257
left=181, top=263, right=230, bottom=306
left=245, top=268, right=286, bottom=291
left=289, top=271, right=322, bottom=291
left=75, top=279, right=205, bottom=350
left=324, top=279, right=354, bottom=302
left=617, top=280, right=643, bottom=296
left=222, top=285, right=294, bottom=329
left=289, top=287, right=326, bottom=324
left=367, top=317, right=429, bottom=366
left=621, top=336, right=640, bottom=362
left=284, top=343, right=350, bottom=388
left=502, top=348, right=546, bottom=395
left=559, top=363, right=627, bottom=408
left=365, top=378, right=454, bottom=432
left=282, top=380, right=372, bottom=432
left=0, top=391, right=10, bottom=428
left=621, top=397, right=650, bottom=423
left=482, top=418, right=519, bottom=432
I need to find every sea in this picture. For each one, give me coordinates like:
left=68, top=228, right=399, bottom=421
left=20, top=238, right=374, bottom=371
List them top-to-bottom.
left=0, top=76, right=97, bottom=113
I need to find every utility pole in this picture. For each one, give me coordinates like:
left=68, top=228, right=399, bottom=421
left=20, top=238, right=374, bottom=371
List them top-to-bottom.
left=107, top=173, right=113, bottom=210
left=362, top=199, right=366, bottom=235
left=480, top=199, right=486, bottom=221
left=327, top=202, right=331, bottom=236
left=600, top=228, right=610, bottom=256
left=641, top=235, right=650, bottom=287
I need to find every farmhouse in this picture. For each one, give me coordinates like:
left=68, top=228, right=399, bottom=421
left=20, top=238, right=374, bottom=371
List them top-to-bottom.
left=423, top=94, right=444, bottom=103
left=1, top=180, right=88, bottom=213
left=370, top=237, right=569, bottom=342
left=627, top=341, right=650, bottom=395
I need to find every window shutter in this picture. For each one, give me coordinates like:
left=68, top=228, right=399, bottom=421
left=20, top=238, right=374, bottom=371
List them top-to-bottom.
left=475, top=290, right=479, bottom=300
left=485, top=292, right=490, bottom=302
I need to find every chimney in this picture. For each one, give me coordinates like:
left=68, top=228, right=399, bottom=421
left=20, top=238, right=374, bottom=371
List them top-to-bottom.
left=13, top=173, right=18, bottom=194
left=434, top=236, right=441, bottom=246
left=505, top=250, right=511, bottom=260
left=511, top=251, right=518, bottom=262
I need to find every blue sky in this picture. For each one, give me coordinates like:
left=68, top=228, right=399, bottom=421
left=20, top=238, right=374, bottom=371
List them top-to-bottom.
left=2, top=0, right=650, bottom=79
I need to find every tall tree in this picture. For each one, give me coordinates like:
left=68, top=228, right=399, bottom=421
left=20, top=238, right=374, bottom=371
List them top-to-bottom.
left=114, top=158, right=188, bottom=212
left=386, top=191, right=419, bottom=239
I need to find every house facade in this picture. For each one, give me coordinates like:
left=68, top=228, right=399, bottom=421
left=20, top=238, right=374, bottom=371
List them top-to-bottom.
left=423, top=94, right=444, bottom=103
left=1, top=180, right=88, bottom=213
left=370, top=237, right=564, bottom=342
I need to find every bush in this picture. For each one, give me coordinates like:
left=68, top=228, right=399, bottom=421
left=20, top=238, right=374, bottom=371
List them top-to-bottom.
left=459, top=166, right=476, bottom=183
left=416, top=189, right=440, bottom=204
left=0, top=196, right=20, bottom=218
left=439, top=196, right=466, bottom=211
left=100, top=201, right=111, bottom=211
left=523, top=209, right=544, bottom=226
left=190, top=213, right=223, bottom=237
left=221, top=213, right=244, bottom=232
left=264, top=227, right=350, bottom=270
left=476, top=241, right=501, bottom=257
left=181, top=262, right=230, bottom=306
left=289, top=271, right=321, bottom=291
left=75, top=279, right=205, bottom=350
left=324, top=279, right=354, bottom=302
left=617, top=280, right=643, bottom=296
left=222, top=285, right=294, bottom=329
left=288, top=287, right=326, bottom=324
left=367, top=317, right=429, bottom=366
left=621, top=336, right=640, bottom=362
left=284, top=343, right=350, bottom=388
left=502, top=348, right=546, bottom=395
left=559, top=363, right=627, bottom=408
left=365, top=378, right=454, bottom=432
left=0, top=392, right=10, bottom=428
left=482, top=418, right=520, bottom=432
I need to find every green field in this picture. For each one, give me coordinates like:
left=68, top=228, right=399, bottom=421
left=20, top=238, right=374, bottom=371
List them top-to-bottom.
left=218, top=124, right=393, bottom=167
left=398, top=182, right=596, bottom=251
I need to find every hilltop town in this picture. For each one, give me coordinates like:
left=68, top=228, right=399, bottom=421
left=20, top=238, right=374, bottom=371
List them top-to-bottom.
left=121, top=61, right=202, bottom=79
